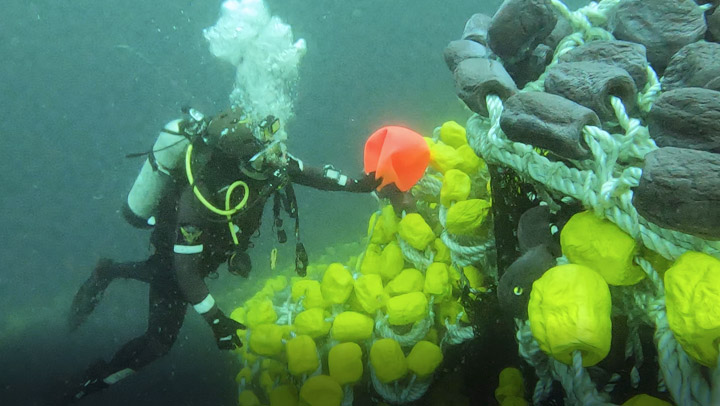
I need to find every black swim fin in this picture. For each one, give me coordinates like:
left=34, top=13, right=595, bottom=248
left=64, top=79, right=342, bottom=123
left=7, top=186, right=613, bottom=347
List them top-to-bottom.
left=67, top=258, right=114, bottom=331
left=49, top=359, right=111, bottom=405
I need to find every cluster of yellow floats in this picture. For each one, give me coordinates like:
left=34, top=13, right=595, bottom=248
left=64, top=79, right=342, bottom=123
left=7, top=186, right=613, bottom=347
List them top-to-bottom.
left=225, top=120, right=720, bottom=406
left=225, top=121, right=490, bottom=406
left=531, top=210, right=720, bottom=371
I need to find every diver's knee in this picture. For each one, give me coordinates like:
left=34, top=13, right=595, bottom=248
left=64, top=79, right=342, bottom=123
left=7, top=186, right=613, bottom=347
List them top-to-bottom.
left=92, top=258, right=116, bottom=280
left=146, top=333, right=177, bottom=357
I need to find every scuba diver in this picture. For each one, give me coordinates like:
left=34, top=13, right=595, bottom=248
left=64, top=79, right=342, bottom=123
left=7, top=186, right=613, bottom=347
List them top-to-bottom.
left=60, top=106, right=382, bottom=403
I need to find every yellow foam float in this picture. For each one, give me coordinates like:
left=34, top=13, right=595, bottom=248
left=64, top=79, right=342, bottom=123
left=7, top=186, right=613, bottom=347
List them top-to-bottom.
left=439, top=120, right=468, bottom=148
left=429, top=142, right=463, bottom=174
left=455, top=144, right=484, bottom=175
left=441, top=169, right=471, bottom=207
left=445, top=199, right=491, bottom=235
left=368, top=204, right=398, bottom=244
left=561, top=211, right=645, bottom=286
left=398, top=213, right=436, bottom=250
left=665, top=251, right=720, bottom=367
left=424, top=262, right=451, bottom=299
left=320, top=263, right=354, bottom=305
left=528, top=264, right=612, bottom=367
left=385, top=268, right=425, bottom=296
left=354, top=274, right=387, bottom=313
left=291, top=280, right=326, bottom=309
left=386, top=291, right=428, bottom=325
left=245, top=298, right=278, bottom=328
left=293, top=308, right=331, bottom=338
left=331, top=311, right=374, bottom=342
left=249, top=324, right=290, bottom=356
left=286, top=335, right=319, bottom=376
left=370, top=338, right=408, bottom=383
left=406, top=340, right=443, bottom=378
left=328, top=342, right=364, bottom=385
left=494, top=367, right=525, bottom=406
left=299, top=375, right=343, bottom=406
left=270, top=384, right=298, bottom=406
left=238, top=390, right=262, bottom=406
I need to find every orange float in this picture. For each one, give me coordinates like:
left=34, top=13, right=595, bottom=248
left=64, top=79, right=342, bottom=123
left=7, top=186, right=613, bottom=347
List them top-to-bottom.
left=364, top=126, right=430, bottom=191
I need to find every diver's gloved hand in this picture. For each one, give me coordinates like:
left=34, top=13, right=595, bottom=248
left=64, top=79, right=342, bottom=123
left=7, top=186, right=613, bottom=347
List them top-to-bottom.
left=353, top=172, right=382, bottom=192
left=377, top=183, right=417, bottom=215
left=202, top=305, right=246, bottom=350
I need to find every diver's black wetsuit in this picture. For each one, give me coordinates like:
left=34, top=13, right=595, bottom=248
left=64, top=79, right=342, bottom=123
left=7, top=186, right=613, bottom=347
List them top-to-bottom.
left=65, top=142, right=377, bottom=402
left=172, top=149, right=375, bottom=303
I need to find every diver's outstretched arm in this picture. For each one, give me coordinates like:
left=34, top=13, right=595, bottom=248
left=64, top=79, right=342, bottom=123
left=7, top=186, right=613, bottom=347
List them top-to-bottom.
left=286, top=154, right=380, bottom=192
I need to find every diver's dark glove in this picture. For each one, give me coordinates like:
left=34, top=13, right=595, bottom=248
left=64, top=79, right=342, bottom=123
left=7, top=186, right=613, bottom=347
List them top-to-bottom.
left=353, top=172, right=382, bottom=192
left=377, top=183, right=417, bottom=215
left=202, top=306, right=246, bottom=350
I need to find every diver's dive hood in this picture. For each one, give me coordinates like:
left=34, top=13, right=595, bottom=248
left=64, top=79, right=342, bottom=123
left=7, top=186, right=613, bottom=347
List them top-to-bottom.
left=204, top=107, right=263, bottom=160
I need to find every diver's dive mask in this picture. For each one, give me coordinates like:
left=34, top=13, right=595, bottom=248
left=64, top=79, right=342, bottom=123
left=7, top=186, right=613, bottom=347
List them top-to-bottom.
left=181, top=107, right=208, bottom=138
left=244, top=115, right=285, bottom=172
left=259, top=115, right=280, bottom=141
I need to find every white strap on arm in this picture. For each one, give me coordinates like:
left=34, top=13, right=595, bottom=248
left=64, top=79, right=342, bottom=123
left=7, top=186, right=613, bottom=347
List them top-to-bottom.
left=323, top=165, right=348, bottom=186
left=173, top=244, right=204, bottom=254
left=193, top=294, right=215, bottom=314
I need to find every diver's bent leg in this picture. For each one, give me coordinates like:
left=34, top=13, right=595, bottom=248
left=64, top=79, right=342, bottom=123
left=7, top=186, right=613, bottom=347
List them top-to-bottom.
left=68, top=258, right=157, bottom=330
left=99, top=259, right=157, bottom=283
left=63, top=277, right=187, bottom=402
left=60, top=335, right=170, bottom=403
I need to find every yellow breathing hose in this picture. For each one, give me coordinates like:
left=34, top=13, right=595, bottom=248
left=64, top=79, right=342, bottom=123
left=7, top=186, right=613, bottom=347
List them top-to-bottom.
left=185, top=143, right=249, bottom=245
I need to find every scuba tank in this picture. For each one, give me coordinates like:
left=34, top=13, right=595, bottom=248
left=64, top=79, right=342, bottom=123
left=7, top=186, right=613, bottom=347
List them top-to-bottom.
left=123, top=119, right=191, bottom=228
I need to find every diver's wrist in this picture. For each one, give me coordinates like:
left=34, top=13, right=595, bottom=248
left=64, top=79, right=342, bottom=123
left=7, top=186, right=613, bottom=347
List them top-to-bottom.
left=193, top=294, right=216, bottom=316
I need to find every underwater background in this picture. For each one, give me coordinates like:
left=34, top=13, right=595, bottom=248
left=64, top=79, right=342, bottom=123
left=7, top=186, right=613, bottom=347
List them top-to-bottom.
left=0, top=0, right=590, bottom=405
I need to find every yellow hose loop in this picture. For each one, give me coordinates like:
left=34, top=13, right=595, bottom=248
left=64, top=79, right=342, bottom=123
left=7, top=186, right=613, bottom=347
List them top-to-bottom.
left=185, top=144, right=250, bottom=217
left=225, top=181, right=247, bottom=245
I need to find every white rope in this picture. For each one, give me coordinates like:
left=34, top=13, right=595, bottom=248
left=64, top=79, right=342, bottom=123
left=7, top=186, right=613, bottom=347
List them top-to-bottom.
left=549, top=0, right=615, bottom=42
left=578, top=0, right=621, bottom=27
left=637, top=65, right=662, bottom=112
left=609, top=95, right=657, bottom=161
left=414, top=174, right=442, bottom=197
left=437, top=199, right=494, bottom=267
left=440, top=232, right=493, bottom=267
left=396, top=235, right=433, bottom=271
left=634, top=256, right=664, bottom=295
left=611, top=285, right=654, bottom=391
left=274, top=294, right=303, bottom=326
left=650, top=298, right=711, bottom=406
left=374, top=301, right=435, bottom=347
left=440, top=314, right=475, bottom=348
left=624, top=317, right=644, bottom=389
left=516, top=319, right=555, bottom=404
left=712, top=346, right=720, bottom=406
left=548, top=350, right=614, bottom=406
left=369, top=366, right=432, bottom=404
left=602, top=373, right=621, bottom=394
left=341, top=385, right=354, bottom=406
